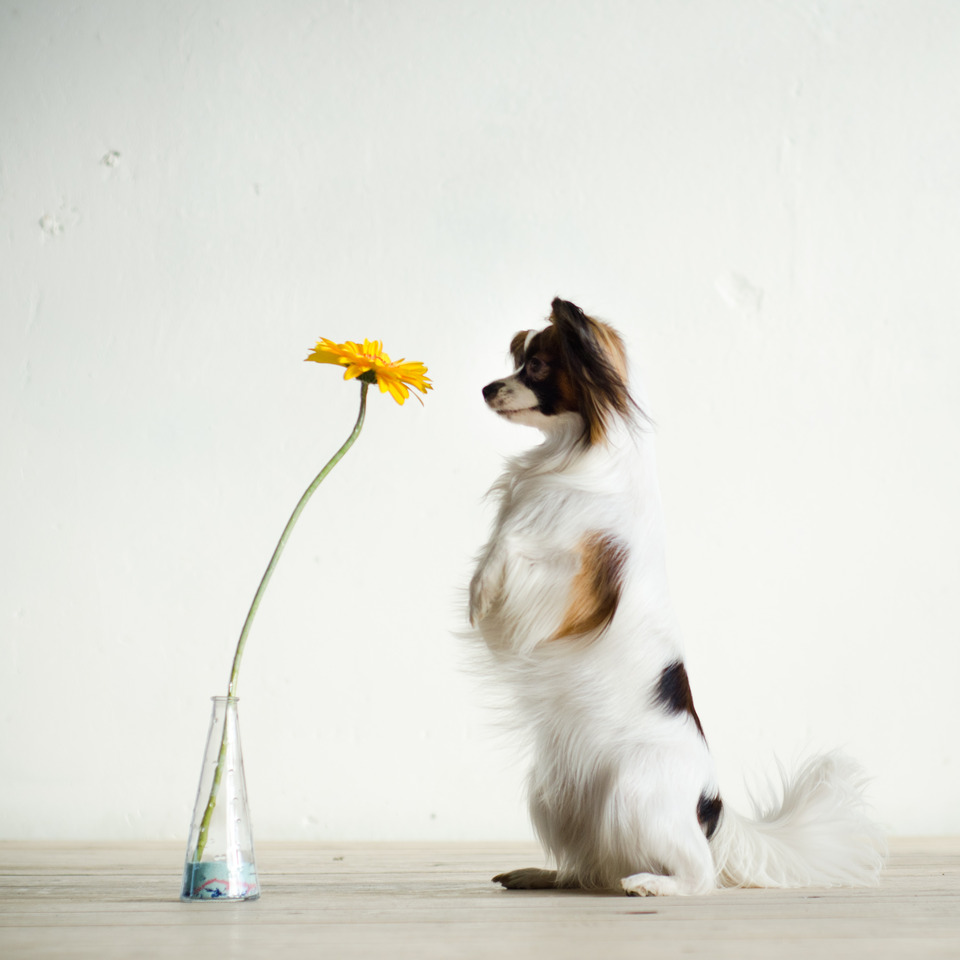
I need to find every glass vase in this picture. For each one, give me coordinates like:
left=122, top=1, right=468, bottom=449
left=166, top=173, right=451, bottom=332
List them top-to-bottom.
left=180, top=696, right=260, bottom=901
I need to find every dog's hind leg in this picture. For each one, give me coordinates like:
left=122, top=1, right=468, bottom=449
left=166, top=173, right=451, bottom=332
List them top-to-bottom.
left=620, top=823, right=715, bottom=897
left=492, top=868, right=560, bottom=890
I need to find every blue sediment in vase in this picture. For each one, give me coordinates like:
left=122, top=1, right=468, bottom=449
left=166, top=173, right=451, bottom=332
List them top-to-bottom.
left=180, top=859, right=260, bottom=901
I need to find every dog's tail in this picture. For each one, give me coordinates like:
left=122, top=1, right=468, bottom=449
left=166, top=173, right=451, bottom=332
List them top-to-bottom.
left=710, top=751, right=886, bottom=888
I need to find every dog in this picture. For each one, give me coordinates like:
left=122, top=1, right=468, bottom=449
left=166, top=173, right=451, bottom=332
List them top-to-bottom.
left=468, top=298, right=885, bottom=895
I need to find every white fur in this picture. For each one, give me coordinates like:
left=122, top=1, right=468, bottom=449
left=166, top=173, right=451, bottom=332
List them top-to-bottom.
left=469, top=361, right=885, bottom=896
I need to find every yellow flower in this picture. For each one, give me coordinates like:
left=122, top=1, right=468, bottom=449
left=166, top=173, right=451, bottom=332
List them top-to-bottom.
left=305, top=338, right=433, bottom=405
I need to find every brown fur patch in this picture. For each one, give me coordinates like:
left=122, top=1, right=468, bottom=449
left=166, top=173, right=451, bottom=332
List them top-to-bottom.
left=590, top=321, right=629, bottom=383
left=527, top=326, right=558, bottom=358
left=510, top=330, right=532, bottom=368
left=553, top=367, right=579, bottom=413
left=552, top=533, right=628, bottom=641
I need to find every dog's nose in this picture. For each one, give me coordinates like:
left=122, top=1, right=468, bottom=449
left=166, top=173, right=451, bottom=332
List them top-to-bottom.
left=482, top=381, right=505, bottom=402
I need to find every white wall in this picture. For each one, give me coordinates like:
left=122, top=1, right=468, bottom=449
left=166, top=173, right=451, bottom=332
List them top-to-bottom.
left=2, top=0, right=958, bottom=841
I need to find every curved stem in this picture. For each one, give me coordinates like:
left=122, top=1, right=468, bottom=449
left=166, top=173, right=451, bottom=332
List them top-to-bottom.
left=227, top=379, right=369, bottom=698
left=193, top=380, right=369, bottom=861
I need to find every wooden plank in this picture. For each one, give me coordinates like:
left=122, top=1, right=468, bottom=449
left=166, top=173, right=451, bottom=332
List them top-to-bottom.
left=0, top=840, right=958, bottom=959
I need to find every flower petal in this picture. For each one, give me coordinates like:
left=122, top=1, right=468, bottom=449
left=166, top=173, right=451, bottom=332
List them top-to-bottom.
left=305, top=347, right=346, bottom=365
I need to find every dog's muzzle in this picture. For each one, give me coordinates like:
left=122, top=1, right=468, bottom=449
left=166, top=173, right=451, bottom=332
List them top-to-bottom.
left=482, top=381, right=506, bottom=404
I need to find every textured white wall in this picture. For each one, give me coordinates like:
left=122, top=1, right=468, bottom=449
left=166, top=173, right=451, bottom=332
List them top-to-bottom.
left=2, top=0, right=958, bottom=841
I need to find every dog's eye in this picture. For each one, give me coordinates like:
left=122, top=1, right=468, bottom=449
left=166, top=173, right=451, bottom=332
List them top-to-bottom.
left=526, top=356, right=549, bottom=380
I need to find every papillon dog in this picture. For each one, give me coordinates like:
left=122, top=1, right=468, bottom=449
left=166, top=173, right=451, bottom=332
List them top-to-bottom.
left=468, top=298, right=884, bottom=895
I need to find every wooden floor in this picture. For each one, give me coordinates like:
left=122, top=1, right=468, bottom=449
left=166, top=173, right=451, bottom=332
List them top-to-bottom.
left=1, top=839, right=958, bottom=959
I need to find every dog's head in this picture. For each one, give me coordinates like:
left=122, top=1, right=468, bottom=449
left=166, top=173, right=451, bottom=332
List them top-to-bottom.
left=481, top=298, right=639, bottom=445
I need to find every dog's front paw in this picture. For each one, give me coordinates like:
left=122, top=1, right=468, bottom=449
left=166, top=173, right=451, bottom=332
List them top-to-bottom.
left=468, top=563, right=501, bottom=626
left=493, top=868, right=559, bottom=890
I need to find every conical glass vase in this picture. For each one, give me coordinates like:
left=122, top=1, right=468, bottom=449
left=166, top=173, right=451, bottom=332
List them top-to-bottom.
left=180, top=696, right=260, bottom=901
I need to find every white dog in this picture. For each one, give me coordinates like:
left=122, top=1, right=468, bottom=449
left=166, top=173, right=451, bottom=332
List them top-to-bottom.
left=469, top=298, right=884, bottom=895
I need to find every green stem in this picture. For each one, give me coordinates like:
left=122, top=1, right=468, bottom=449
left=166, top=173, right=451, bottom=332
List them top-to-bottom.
left=226, top=379, right=370, bottom=699
left=192, top=380, right=370, bottom=862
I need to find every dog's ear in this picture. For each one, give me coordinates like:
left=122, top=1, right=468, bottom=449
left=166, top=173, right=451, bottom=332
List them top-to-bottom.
left=549, top=298, right=638, bottom=444
left=509, top=330, right=533, bottom=369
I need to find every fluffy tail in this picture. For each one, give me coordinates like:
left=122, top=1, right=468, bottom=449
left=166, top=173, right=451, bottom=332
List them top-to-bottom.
left=710, top=751, right=886, bottom=888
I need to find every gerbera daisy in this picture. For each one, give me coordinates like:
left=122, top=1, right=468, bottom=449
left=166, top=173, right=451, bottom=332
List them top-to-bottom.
left=306, top=337, right=433, bottom=405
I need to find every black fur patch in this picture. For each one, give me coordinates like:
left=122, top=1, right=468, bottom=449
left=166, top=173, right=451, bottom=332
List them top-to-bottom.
left=515, top=329, right=569, bottom=417
left=520, top=366, right=563, bottom=415
left=654, top=661, right=705, bottom=737
left=697, top=792, right=723, bottom=840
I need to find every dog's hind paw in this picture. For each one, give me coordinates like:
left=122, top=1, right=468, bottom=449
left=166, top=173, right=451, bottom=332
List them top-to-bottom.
left=493, top=868, right=559, bottom=890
